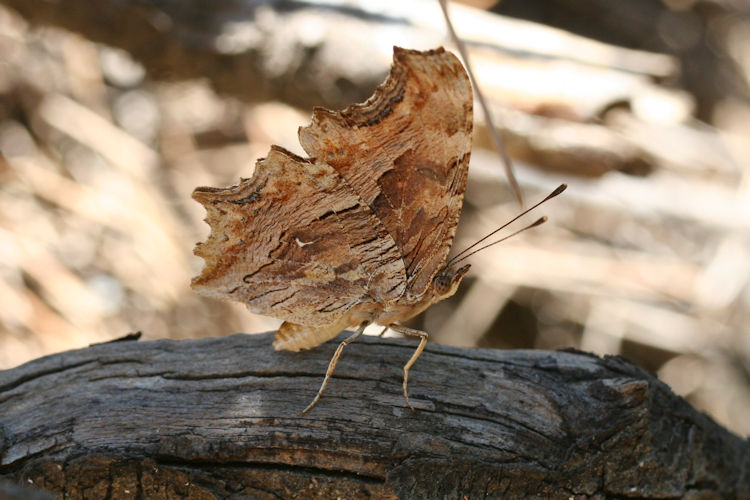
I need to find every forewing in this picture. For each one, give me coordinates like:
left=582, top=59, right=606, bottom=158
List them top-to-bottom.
left=298, top=47, right=473, bottom=300
left=192, top=146, right=405, bottom=328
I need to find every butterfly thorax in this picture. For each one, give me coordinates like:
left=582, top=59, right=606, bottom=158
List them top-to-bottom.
left=376, top=263, right=471, bottom=326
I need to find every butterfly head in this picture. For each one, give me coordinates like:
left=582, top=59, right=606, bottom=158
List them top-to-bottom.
left=433, top=264, right=471, bottom=299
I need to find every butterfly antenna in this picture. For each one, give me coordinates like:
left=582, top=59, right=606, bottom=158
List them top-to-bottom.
left=447, top=183, right=567, bottom=266
left=450, top=217, right=548, bottom=266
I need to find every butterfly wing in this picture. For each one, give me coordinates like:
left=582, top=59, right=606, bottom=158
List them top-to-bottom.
left=298, top=47, right=473, bottom=301
left=192, top=146, right=406, bottom=330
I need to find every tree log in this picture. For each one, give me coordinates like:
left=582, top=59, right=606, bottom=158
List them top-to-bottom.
left=0, top=0, right=674, bottom=111
left=1, top=0, right=702, bottom=178
left=1, top=332, right=748, bottom=498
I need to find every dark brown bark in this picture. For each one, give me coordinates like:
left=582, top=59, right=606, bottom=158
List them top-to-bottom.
left=1, top=332, right=748, bottom=499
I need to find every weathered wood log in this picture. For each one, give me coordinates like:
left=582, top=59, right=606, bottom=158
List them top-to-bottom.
left=0, top=0, right=674, bottom=111
left=7, top=0, right=723, bottom=179
left=1, top=332, right=748, bottom=498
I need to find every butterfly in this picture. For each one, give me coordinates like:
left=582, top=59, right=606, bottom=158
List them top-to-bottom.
left=192, top=46, right=563, bottom=413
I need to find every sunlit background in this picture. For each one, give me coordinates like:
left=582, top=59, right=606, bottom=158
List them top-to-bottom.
left=1, top=0, right=749, bottom=436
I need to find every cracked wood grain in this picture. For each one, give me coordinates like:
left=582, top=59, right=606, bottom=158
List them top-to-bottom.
left=1, top=333, right=748, bottom=498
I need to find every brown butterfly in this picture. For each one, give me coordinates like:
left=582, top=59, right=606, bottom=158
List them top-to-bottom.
left=191, top=46, right=562, bottom=413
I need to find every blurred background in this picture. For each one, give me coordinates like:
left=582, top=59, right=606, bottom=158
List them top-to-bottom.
left=1, top=0, right=749, bottom=436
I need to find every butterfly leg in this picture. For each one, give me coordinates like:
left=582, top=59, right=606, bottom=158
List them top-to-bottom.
left=301, top=322, right=367, bottom=415
left=387, top=324, right=428, bottom=411
left=377, top=326, right=389, bottom=337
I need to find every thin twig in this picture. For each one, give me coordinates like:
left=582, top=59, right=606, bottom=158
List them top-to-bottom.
left=438, top=0, right=524, bottom=207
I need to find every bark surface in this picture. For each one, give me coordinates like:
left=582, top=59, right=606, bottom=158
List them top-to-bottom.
left=1, top=333, right=748, bottom=499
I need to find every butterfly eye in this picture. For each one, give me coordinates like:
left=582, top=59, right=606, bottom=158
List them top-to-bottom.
left=433, top=273, right=452, bottom=296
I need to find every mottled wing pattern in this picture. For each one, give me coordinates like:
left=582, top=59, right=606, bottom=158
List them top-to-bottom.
left=298, top=47, right=473, bottom=301
left=192, top=146, right=405, bottom=329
